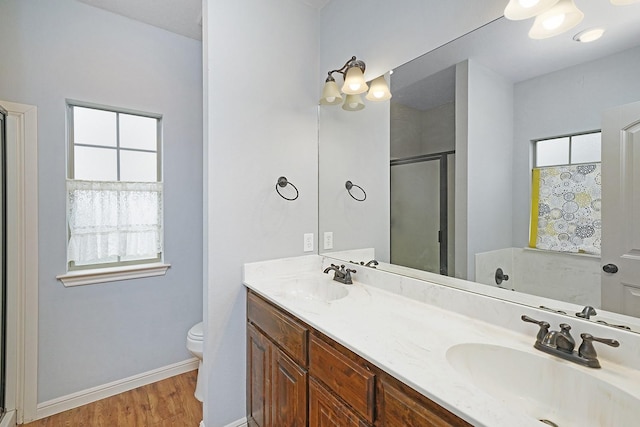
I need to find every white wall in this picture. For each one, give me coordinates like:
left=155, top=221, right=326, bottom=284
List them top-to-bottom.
left=0, top=0, right=203, bottom=403
left=203, top=0, right=319, bottom=425
left=512, top=46, right=640, bottom=247
left=460, top=59, right=514, bottom=280
left=475, top=248, right=601, bottom=307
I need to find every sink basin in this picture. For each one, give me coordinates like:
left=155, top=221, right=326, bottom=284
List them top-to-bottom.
left=269, top=278, right=349, bottom=302
left=446, top=343, right=640, bottom=427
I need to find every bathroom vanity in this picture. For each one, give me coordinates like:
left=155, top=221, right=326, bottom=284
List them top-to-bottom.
left=244, top=255, right=640, bottom=427
left=246, top=290, right=470, bottom=426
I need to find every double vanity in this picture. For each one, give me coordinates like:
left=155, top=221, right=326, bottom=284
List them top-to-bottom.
left=244, top=255, right=640, bottom=427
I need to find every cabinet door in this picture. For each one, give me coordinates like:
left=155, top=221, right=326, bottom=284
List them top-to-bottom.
left=248, top=324, right=272, bottom=427
left=272, top=348, right=308, bottom=427
left=309, top=378, right=368, bottom=427
left=377, top=378, right=472, bottom=427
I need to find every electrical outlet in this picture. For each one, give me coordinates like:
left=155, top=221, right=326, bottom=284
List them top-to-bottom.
left=323, top=231, right=333, bottom=250
left=303, top=233, right=314, bottom=252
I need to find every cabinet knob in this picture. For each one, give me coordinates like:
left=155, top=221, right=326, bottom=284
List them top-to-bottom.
left=602, top=264, right=618, bottom=274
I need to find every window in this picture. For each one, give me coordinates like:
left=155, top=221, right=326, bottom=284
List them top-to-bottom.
left=66, top=102, right=163, bottom=271
left=530, top=131, right=602, bottom=255
left=534, top=131, right=601, bottom=167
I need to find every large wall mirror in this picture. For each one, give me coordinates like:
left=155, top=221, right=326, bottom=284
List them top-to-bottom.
left=318, top=2, right=640, bottom=332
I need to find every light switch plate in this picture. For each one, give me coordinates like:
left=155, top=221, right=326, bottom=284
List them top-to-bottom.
left=323, top=231, right=333, bottom=250
left=303, top=233, right=314, bottom=252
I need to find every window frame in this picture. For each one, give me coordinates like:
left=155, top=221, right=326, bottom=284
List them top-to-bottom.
left=65, top=100, right=165, bottom=272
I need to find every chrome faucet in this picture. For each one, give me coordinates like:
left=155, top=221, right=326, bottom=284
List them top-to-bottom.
left=323, top=264, right=356, bottom=285
left=576, top=306, right=597, bottom=320
left=522, top=315, right=620, bottom=368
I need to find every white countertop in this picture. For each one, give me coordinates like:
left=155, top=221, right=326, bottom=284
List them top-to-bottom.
left=243, top=256, right=640, bottom=427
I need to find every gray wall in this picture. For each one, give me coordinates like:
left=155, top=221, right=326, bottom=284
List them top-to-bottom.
left=0, top=0, right=203, bottom=402
left=203, top=0, right=319, bottom=425
left=512, top=46, right=640, bottom=248
left=391, top=102, right=455, bottom=159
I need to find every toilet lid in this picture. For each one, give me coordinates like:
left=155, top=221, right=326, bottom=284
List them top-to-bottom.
left=188, top=322, right=204, bottom=341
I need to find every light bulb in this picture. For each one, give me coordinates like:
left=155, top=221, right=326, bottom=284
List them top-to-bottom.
left=543, top=13, right=565, bottom=30
left=349, top=82, right=362, bottom=91
left=372, top=91, right=385, bottom=99
left=325, top=96, right=336, bottom=103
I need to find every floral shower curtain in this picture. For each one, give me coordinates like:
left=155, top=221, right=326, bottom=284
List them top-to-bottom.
left=530, top=163, right=601, bottom=255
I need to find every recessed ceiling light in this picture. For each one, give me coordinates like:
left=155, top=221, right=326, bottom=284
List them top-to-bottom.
left=573, top=28, right=605, bottom=43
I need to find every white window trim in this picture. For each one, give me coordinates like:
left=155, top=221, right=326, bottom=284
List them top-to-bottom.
left=56, top=262, right=171, bottom=287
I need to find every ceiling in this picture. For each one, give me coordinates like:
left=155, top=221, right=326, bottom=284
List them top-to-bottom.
left=76, top=0, right=331, bottom=41
left=391, top=1, right=640, bottom=111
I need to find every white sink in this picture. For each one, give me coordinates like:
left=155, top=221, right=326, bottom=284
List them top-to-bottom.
left=268, top=277, right=349, bottom=303
left=446, top=343, right=640, bottom=427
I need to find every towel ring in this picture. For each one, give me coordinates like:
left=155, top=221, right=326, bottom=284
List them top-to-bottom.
left=276, top=176, right=299, bottom=201
left=345, top=180, right=366, bottom=202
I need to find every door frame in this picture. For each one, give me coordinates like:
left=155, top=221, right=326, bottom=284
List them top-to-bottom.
left=0, top=100, right=39, bottom=424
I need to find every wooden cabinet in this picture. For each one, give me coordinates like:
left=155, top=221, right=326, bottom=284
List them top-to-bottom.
left=247, top=289, right=472, bottom=427
left=247, top=292, right=308, bottom=427
left=376, top=374, right=472, bottom=427
left=309, top=378, right=368, bottom=427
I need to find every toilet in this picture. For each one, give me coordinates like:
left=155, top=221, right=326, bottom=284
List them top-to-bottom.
left=186, top=322, right=204, bottom=402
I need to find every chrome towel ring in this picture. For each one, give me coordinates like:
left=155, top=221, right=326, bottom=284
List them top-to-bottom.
left=276, top=176, right=299, bottom=201
left=345, top=180, right=366, bottom=201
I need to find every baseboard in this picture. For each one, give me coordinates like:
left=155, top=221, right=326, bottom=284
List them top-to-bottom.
left=35, top=357, right=199, bottom=420
left=0, top=410, right=17, bottom=427
left=222, top=418, right=247, bottom=427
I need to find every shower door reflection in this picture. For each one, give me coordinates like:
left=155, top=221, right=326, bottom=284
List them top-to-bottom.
left=390, top=152, right=455, bottom=275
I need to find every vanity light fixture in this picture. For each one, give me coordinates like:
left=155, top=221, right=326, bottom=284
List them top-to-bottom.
left=504, top=0, right=559, bottom=20
left=528, top=0, right=584, bottom=39
left=573, top=28, right=605, bottom=43
left=320, top=56, right=392, bottom=111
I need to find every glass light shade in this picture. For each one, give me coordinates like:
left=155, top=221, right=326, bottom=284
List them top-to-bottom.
left=504, top=0, right=560, bottom=20
left=529, top=0, right=584, bottom=39
left=611, top=0, right=640, bottom=4
left=341, top=66, right=368, bottom=95
left=365, top=76, right=392, bottom=101
left=319, top=80, right=343, bottom=105
left=342, top=94, right=365, bottom=111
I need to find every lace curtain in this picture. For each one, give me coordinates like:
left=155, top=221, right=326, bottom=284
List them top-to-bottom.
left=530, top=163, right=601, bottom=255
left=67, top=180, right=163, bottom=265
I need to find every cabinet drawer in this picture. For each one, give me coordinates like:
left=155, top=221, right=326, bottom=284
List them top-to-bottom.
left=247, top=292, right=308, bottom=367
left=309, top=335, right=375, bottom=423
left=377, top=376, right=472, bottom=427
left=309, top=378, right=369, bottom=427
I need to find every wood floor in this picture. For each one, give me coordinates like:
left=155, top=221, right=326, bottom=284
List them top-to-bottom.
left=22, top=370, right=202, bottom=427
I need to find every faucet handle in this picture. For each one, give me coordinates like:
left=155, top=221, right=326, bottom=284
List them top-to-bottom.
left=343, top=267, right=356, bottom=284
left=576, top=306, right=597, bottom=319
left=521, top=315, right=551, bottom=343
left=578, top=333, right=620, bottom=363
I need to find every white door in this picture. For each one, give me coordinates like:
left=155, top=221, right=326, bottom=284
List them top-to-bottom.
left=601, top=101, right=640, bottom=317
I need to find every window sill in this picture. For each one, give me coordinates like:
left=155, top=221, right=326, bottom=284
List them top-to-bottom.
left=523, top=246, right=601, bottom=259
left=56, top=263, right=171, bottom=287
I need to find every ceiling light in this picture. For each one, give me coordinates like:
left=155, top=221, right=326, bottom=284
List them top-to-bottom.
left=504, top=0, right=560, bottom=20
left=529, top=0, right=584, bottom=39
left=610, top=0, right=640, bottom=5
left=573, top=28, right=605, bottom=43
left=320, top=56, right=392, bottom=111
left=341, top=61, right=368, bottom=95
left=365, top=76, right=392, bottom=101
left=319, top=77, right=343, bottom=105
left=342, top=94, right=365, bottom=111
